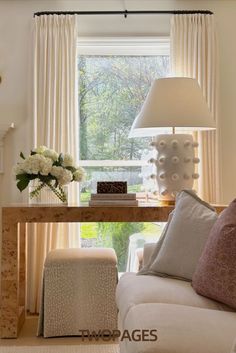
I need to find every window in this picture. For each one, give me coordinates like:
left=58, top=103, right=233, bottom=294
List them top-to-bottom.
left=78, top=38, right=170, bottom=271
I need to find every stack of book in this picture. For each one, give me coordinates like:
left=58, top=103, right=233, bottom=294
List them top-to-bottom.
left=89, top=193, right=138, bottom=207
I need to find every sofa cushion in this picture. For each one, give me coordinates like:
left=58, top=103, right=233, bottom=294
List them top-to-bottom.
left=148, top=190, right=217, bottom=280
left=192, top=199, right=236, bottom=309
left=138, top=212, right=173, bottom=275
left=116, top=273, right=232, bottom=323
left=120, top=303, right=236, bottom=353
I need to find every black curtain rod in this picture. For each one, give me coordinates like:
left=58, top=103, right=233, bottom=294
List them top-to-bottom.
left=34, top=10, right=213, bottom=18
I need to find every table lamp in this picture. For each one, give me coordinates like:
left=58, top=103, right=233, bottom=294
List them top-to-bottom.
left=129, top=77, right=215, bottom=201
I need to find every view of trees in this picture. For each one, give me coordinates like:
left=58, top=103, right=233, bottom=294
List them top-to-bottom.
left=78, top=54, right=169, bottom=271
left=79, top=55, right=169, bottom=160
left=97, top=222, right=144, bottom=271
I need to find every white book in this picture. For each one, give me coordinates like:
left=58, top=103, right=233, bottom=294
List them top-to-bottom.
left=91, top=193, right=136, bottom=200
left=89, top=199, right=138, bottom=207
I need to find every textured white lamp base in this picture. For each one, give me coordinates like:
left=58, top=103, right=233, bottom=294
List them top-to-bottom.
left=150, top=134, right=199, bottom=201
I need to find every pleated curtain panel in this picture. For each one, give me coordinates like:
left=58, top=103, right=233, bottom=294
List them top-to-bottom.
left=170, top=14, right=221, bottom=203
left=27, top=15, right=79, bottom=313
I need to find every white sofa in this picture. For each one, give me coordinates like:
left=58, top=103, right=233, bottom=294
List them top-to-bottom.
left=116, top=244, right=236, bottom=353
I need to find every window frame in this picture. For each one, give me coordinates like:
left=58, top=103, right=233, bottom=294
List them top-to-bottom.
left=77, top=36, right=170, bottom=171
left=77, top=36, right=170, bottom=56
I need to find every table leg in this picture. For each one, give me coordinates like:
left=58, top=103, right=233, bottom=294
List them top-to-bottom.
left=1, top=218, right=20, bottom=338
left=19, top=223, right=26, bottom=328
left=19, top=224, right=26, bottom=307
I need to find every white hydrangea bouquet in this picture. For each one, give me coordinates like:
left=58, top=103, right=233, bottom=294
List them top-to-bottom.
left=14, top=146, right=85, bottom=203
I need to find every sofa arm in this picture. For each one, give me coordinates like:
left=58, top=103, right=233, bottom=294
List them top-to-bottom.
left=129, top=243, right=157, bottom=272
left=143, top=243, right=156, bottom=267
left=126, top=247, right=145, bottom=272
left=135, top=248, right=144, bottom=271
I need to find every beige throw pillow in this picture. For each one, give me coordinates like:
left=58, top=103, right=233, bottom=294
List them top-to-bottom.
left=148, top=190, right=218, bottom=281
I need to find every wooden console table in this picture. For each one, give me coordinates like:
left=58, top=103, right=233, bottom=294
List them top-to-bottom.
left=1, top=204, right=225, bottom=338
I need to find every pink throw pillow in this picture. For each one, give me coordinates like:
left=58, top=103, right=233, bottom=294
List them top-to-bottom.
left=192, top=199, right=236, bottom=309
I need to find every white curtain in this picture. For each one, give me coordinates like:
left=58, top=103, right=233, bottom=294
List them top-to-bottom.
left=27, top=14, right=79, bottom=313
left=170, top=14, right=221, bottom=203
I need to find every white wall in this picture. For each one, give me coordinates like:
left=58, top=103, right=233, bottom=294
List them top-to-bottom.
left=0, top=0, right=236, bottom=204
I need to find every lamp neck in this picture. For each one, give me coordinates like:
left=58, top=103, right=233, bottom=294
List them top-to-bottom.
left=172, top=127, right=175, bottom=134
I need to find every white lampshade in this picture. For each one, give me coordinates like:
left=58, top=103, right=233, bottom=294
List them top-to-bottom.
left=129, top=77, right=215, bottom=137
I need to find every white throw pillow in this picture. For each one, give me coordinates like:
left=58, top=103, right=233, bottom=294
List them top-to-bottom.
left=148, top=190, right=218, bottom=280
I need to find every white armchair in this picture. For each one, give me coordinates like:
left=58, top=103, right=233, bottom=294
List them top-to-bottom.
left=126, top=234, right=159, bottom=272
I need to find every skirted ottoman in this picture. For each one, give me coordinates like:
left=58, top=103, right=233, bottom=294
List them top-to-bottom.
left=37, top=248, right=118, bottom=337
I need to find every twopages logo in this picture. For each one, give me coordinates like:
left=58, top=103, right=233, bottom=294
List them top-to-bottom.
left=78, top=329, right=158, bottom=342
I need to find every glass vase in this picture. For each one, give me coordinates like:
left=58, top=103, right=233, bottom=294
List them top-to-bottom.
left=28, top=180, right=68, bottom=205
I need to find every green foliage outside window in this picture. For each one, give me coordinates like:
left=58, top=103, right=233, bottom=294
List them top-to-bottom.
left=79, top=54, right=169, bottom=271
left=79, top=55, right=169, bottom=161
left=97, top=222, right=144, bottom=272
